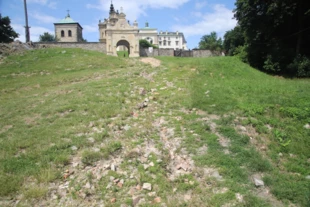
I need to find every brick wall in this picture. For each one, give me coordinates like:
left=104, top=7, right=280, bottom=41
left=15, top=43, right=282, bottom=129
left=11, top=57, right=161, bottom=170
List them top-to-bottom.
left=34, top=42, right=107, bottom=53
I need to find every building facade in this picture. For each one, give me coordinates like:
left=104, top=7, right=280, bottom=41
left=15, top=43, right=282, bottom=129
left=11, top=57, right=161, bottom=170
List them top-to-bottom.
left=98, top=3, right=140, bottom=57
left=54, top=13, right=83, bottom=42
left=139, top=22, right=158, bottom=47
left=158, top=31, right=187, bottom=50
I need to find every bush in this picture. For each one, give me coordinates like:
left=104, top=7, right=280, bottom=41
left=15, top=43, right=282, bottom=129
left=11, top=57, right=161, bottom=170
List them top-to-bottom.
left=139, top=39, right=158, bottom=48
left=233, top=45, right=248, bottom=63
left=263, top=55, right=281, bottom=72
left=288, top=55, right=310, bottom=77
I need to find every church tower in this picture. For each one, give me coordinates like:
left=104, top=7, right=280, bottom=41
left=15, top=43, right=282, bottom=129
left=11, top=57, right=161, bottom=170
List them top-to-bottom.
left=54, top=11, right=83, bottom=42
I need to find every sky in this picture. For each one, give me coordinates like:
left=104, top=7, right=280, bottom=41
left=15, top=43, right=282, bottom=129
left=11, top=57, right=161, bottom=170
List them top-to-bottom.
left=1, top=0, right=237, bottom=49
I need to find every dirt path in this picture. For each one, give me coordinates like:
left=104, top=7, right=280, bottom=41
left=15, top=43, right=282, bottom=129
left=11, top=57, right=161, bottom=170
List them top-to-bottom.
left=139, top=57, right=161, bottom=67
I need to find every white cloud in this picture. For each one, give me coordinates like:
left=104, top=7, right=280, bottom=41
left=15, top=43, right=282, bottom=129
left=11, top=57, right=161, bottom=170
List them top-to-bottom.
left=26, top=0, right=57, bottom=9
left=27, top=0, right=48, bottom=4
left=87, top=0, right=190, bottom=21
left=195, top=1, right=207, bottom=10
left=48, top=2, right=57, bottom=9
left=172, top=4, right=236, bottom=38
left=30, top=12, right=58, bottom=24
left=12, top=23, right=54, bottom=42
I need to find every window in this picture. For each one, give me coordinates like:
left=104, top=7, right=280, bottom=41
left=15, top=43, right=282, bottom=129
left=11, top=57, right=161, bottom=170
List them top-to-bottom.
left=61, top=30, right=65, bottom=37
left=68, top=30, right=72, bottom=37
left=176, top=36, right=178, bottom=39
left=159, top=37, right=161, bottom=40
left=168, top=37, right=170, bottom=40
left=163, top=40, right=166, bottom=46
left=159, top=41, right=162, bottom=45
left=168, top=41, right=171, bottom=46
left=176, top=41, right=179, bottom=46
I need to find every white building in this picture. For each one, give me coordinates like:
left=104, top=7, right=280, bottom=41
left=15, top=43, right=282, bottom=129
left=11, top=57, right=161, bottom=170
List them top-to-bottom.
left=138, top=22, right=187, bottom=50
left=139, top=22, right=158, bottom=47
left=158, top=31, right=187, bottom=50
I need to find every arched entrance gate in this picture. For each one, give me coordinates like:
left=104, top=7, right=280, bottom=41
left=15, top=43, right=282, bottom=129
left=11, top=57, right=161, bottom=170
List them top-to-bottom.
left=98, top=4, right=140, bottom=57
left=117, top=40, right=130, bottom=55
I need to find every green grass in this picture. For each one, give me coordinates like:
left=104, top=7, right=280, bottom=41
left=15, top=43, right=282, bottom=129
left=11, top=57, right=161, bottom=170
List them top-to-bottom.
left=0, top=49, right=309, bottom=206
left=117, top=51, right=129, bottom=57
left=157, top=56, right=310, bottom=206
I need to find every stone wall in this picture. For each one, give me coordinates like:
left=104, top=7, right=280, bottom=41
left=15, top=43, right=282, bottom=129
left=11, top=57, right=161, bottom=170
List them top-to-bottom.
left=34, top=42, right=107, bottom=53
left=140, top=47, right=219, bottom=58
left=140, top=48, right=174, bottom=57
left=192, top=50, right=217, bottom=57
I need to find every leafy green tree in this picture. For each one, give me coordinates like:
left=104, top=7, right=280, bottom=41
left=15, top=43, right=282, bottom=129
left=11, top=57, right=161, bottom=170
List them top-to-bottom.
left=234, top=0, right=310, bottom=76
left=0, top=15, right=19, bottom=43
left=223, top=26, right=245, bottom=56
left=39, top=32, right=56, bottom=42
left=198, top=32, right=223, bottom=51
left=139, top=39, right=158, bottom=48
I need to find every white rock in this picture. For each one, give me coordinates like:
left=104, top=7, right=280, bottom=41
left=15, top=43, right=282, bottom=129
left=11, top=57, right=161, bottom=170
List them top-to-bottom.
left=304, top=124, right=310, bottom=129
left=124, top=125, right=131, bottom=131
left=239, top=126, right=247, bottom=132
left=87, top=137, right=95, bottom=143
left=71, top=146, right=78, bottom=151
left=111, top=164, right=116, bottom=171
left=144, top=164, right=149, bottom=170
left=305, top=175, right=310, bottom=180
left=254, top=178, right=264, bottom=187
left=85, top=182, right=91, bottom=189
left=142, top=183, right=152, bottom=191
left=236, top=193, right=244, bottom=202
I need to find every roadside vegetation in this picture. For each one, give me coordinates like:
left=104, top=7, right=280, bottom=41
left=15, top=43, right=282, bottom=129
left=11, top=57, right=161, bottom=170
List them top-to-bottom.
left=0, top=48, right=309, bottom=206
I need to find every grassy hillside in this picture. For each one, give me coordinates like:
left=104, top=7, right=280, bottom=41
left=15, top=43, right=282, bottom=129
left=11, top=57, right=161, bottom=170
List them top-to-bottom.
left=0, top=48, right=309, bottom=206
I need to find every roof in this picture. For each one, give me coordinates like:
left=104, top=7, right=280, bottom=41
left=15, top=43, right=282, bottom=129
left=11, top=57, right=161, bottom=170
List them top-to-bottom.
left=54, top=15, right=83, bottom=29
left=57, top=15, right=76, bottom=24
left=139, top=27, right=157, bottom=30
left=158, top=32, right=184, bottom=36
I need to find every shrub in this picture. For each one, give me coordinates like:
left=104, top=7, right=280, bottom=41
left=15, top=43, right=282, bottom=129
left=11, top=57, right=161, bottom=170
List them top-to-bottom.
left=233, top=45, right=248, bottom=63
left=288, top=55, right=310, bottom=77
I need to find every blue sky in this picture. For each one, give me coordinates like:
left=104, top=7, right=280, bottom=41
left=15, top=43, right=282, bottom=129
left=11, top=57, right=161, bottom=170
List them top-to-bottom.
left=1, top=0, right=237, bottom=49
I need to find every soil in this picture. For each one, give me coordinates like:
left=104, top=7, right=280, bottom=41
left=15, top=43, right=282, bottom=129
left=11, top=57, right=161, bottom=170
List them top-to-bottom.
left=139, top=57, right=161, bottom=67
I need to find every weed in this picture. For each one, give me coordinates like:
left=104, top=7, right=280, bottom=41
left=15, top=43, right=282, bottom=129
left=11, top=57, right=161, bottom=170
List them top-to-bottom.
left=81, top=150, right=102, bottom=166
left=23, top=186, right=48, bottom=199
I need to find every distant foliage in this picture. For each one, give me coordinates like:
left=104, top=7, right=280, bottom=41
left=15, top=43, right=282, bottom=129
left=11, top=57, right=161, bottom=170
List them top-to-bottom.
left=224, top=0, right=310, bottom=77
left=0, top=15, right=19, bottom=43
left=223, top=26, right=245, bottom=56
left=39, top=32, right=56, bottom=42
left=198, top=32, right=223, bottom=52
left=139, top=39, right=158, bottom=48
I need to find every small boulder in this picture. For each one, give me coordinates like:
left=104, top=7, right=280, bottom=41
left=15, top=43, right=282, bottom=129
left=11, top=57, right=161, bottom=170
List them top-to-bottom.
left=254, top=178, right=264, bottom=187
left=142, top=183, right=152, bottom=191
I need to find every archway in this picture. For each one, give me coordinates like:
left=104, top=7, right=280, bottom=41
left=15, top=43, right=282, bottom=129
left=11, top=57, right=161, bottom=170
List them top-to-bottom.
left=117, top=40, right=130, bottom=57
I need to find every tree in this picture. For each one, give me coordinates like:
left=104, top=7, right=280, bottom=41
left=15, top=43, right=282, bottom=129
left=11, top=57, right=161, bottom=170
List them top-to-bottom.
left=234, top=0, right=310, bottom=76
left=0, top=15, right=19, bottom=43
left=223, top=26, right=245, bottom=56
left=39, top=32, right=56, bottom=42
left=198, top=32, right=223, bottom=52
left=139, top=39, right=158, bottom=48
